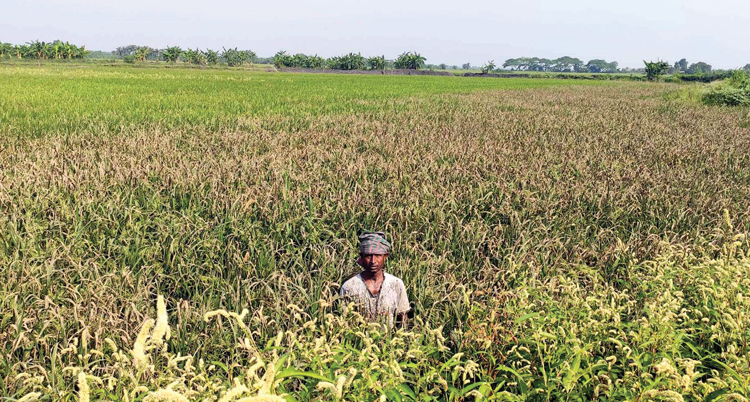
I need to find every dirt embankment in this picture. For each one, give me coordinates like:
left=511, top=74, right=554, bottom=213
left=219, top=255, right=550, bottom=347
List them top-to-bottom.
left=280, top=68, right=454, bottom=76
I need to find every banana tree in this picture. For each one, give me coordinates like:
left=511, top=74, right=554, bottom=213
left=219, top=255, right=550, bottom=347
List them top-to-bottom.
left=27, top=40, right=48, bottom=59
left=0, top=42, right=12, bottom=58
left=14, top=45, right=27, bottom=59
left=75, top=45, right=88, bottom=59
left=134, top=46, right=150, bottom=62
left=162, top=46, right=183, bottom=63
left=223, top=47, right=245, bottom=67
left=186, top=48, right=206, bottom=65
left=205, top=49, right=219, bottom=64
left=242, top=50, right=256, bottom=64
left=272, top=51, right=291, bottom=68
left=394, top=52, right=426, bottom=70
left=328, top=53, right=365, bottom=70
left=304, top=54, right=325, bottom=69
left=368, top=55, right=386, bottom=70
left=481, top=60, right=496, bottom=74
left=644, top=60, right=669, bottom=81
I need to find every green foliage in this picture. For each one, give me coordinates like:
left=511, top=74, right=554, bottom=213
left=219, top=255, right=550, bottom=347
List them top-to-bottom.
left=1, top=40, right=88, bottom=60
left=0, top=42, right=12, bottom=58
left=115, top=44, right=138, bottom=57
left=118, top=45, right=161, bottom=61
left=162, top=46, right=183, bottom=63
left=222, top=47, right=254, bottom=67
left=185, top=48, right=206, bottom=65
left=205, top=49, right=219, bottom=65
left=273, top=50, right=292, bottom=68
left=272, top=51, right=323, bottom=69
left=328, top=52, right=366, bottom=70
left=394, top=52, right=426, bottom=70
left=304, top=54, right=325, bottom=69
left=123, top=55, right=136, bottom=64
left=368, top=55, right=386, bottom=70
left=503, top=56, right=590, bottom=72
left=675, top=58, right=688, bottom=72
left=586, top=59, right=619, bottom=73
left=481, top=60, right=496, bottom=74
left=644, top=60, right=669, bottom=81
left=687, top=61, right=712, bottom=74
left=462, top=62, right=471, bottom=70
left=744, top=64, right=750, bottom=73
left=728, top=69, right=750, bottom=89
left=702, top=70, right=750, bottom=106
left=703, top=87, right=750, bottom=106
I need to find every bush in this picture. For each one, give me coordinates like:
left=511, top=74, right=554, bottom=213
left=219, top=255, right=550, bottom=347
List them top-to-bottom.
left=123, top=55, right=136, bottom=64
left=680, top=70, right=734, bottom=83
left=701, top=70, right=750, bottom=106
left=702, top=87, right=750, bottom=106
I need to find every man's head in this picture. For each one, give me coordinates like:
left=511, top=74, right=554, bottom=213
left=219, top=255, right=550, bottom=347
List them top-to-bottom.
left=358, top=231, right=390, bottom=273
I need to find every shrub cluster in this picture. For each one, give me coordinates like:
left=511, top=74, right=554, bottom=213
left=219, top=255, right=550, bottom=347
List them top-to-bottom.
left=702, top=70, right=750, bottom=106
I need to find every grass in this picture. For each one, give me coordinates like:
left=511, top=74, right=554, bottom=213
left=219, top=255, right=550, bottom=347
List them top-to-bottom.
left=1, top=64, right=750, bottom=401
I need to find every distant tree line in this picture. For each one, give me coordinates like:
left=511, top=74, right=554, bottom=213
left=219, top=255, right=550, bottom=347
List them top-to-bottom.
left=0, top=40, right=88, bottom=60
left=5, top=40, right=749, bottom=78
left=115, top=45, right=257, bottom=66
left=272, top=51, right=426, bottom=70
left=501, top=57, right=619, bottom=73
left=668, top=58, right=714, bottom=75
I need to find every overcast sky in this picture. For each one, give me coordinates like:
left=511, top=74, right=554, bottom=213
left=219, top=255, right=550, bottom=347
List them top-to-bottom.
left=3, top=0, right=749, bottom=69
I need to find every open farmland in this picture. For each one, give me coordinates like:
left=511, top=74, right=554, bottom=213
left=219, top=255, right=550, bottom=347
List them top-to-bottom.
left=1, top=65, right=750, bottom=401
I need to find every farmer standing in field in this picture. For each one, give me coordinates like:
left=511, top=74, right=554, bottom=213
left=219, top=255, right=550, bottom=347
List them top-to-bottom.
left=340, top=231, right=410, bottom=328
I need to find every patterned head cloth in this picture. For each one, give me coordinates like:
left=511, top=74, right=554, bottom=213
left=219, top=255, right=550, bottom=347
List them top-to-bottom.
left=358, top=231, right=391, bottom=255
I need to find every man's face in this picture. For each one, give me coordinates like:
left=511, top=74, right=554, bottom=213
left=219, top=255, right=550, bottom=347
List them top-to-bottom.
left=360, top=253, right=387, bottom=272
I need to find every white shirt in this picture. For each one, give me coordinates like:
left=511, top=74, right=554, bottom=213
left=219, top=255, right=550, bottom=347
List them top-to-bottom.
left=340, top=272, right=411, bottom=327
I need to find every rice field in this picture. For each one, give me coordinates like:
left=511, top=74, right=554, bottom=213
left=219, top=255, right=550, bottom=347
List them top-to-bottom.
left=1, top=64, right=750, bottom=401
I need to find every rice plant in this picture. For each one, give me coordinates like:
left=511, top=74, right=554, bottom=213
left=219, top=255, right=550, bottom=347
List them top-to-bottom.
left=1, top=64, right=749, bottom=401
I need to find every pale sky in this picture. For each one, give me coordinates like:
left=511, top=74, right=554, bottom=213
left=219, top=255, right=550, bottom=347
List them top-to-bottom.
left=2, top=0, right=749, bottom=69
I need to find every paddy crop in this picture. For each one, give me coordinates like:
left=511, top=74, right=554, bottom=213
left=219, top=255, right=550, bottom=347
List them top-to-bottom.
left=0, top=65, right=603, bottom=138
left=1, top=65, right=750, bottom=401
